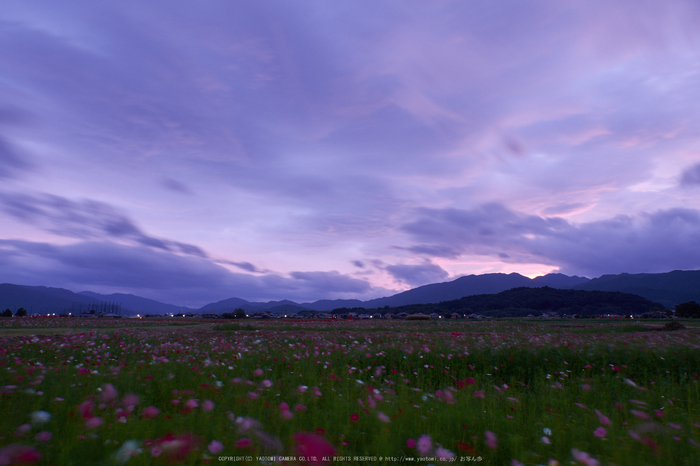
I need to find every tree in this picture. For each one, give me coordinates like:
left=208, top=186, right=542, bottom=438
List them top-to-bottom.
left=675, top=301, right=700, bottom=318
left=15, top=308, right=28, bottom=317
left=233, top=308, right=247, bottom=319
left=2, top=309, right=12, bottom=318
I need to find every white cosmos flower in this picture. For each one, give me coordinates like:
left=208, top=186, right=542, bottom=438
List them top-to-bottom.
left=30, top=411, right=51, bottom=425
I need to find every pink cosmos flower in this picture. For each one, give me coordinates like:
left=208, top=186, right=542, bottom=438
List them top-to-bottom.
left=252, top=369, right=264, bottom=377
left=261, top=379, right=273, bottom=388
left=100, top=383, right=118, bottom=403
left=473, top=390, right=485, bottom=399
left=122, top=394, right=139, bottom=409
left=185, top=399, right=199, bottom=409
left=202, top=400, right=215, bottom=412
left=78, top=401, right=94, bottom=419
left=279, top=402, right=293, bottom=419
left=295, top=404, right=307, bottom=411
left=143, top=406, right=160, bottom=419
left=594, top=409, right=611, bottom=425
left=630, top=409, right=649, bottom=420
left=377, top=412, right=390, bottom=423
left=350, top=413, right=359, bottom=421
left=84, top=417, right=104, bottom=429
left=236, top=417, right=260, bottom=433
left=16, top=424, right=31, bottom=435
left=594, top=427, right=606, bottom=438
left=36, top=431, right=52, bottom=442
left=485, top=431, right=498, bottom=449
left=156, top=432, right=200, bottom=462
left=293, top=433, right=336, bottom=466
left=417, top=434, right=432, bottom=455
left=234, top=438, right=252, bottom=448
left=406, top=438, right=416, bottom=449
left=208, top=440, right=224, bottom=454
left=0, top=445, right=41, bottom=464
left=151, top=446, right=162, bottom=457
left=435, top=446, right=455, bottom=460
left=571, top=448, right=599, bottom=466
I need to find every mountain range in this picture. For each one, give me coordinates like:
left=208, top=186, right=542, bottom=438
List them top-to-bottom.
left=1, top=270, right=699, bottom=315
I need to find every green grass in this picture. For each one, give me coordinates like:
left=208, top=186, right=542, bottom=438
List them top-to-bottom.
left=1, top=318, right=699, bottom=465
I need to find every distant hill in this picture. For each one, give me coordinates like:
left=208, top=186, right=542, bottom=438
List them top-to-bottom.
left=2, top=270, right=698, bottom=316
left=316, top=270, right=694, bottom=311
left=574, top=270, right=700, bottom=308
left=306, top=272, right=590, bottom=310
left=531, top=273, right=590, bottom=288
left=0, top=284, right=112, bottom=314
left=352, top=287, right=665, bottom=318
left=79, top=291, right=195, bottom=315
left=197, top=297, right=252, bottom=313
left=197, top=298, right=310, bottom=313
left=301, top=298, right=365, bottom=311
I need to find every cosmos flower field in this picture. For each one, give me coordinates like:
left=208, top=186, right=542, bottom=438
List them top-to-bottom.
left=1, top=318, right=699, bottom=465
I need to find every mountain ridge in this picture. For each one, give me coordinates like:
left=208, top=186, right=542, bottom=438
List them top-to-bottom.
left=1, top=269, right=698, bottom=314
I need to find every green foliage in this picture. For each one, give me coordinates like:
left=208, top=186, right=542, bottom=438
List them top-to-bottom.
left=675, top=301, right=700, bottom=318
left=15, top=307, right=27, bottom=317
left=221, top=308, right=247, bottom=319
left=2, top=309, right=12, bottom=318
left=662, top=321, right=686, bottom=331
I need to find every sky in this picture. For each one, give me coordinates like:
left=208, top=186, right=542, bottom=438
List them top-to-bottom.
left=1, top=1, right=700, bottom=307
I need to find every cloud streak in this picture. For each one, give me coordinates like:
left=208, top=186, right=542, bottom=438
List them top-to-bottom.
left=0, top=136, right=31, bottom=179
left=0, top=192, right=207, bottom=257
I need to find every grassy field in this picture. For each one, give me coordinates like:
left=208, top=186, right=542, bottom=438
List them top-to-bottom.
left=1, top=318, right=699, bottom=465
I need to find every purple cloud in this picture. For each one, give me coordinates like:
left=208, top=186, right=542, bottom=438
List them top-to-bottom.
left=0, top=137, right=31, bottom=179
left=681, top=163, right=700, bottom=186
left=161, top=178, right=193, bottom=195
left=0, top=192, right=207, bottom=257
left=402, top=204, right=700, bottom=277
left=385, top=262, right=450, bottom=287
